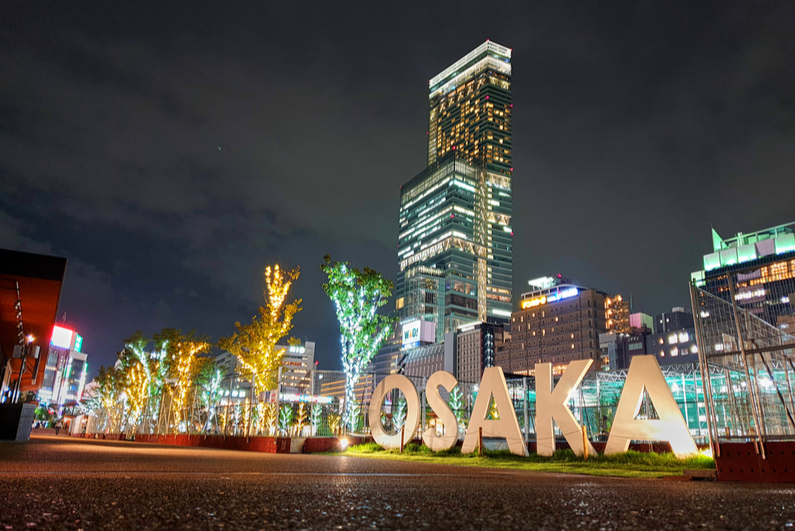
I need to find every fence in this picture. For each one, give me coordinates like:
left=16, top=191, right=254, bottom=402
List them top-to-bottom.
left=690, top=271, right=795, bottom=459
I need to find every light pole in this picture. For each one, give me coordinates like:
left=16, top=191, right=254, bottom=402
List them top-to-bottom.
left=12, top=334, right=35, bottom=404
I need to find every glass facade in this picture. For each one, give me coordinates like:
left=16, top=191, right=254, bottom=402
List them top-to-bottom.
left=397, top=41, right=513, bottom=337
left=428, top=41, right=513, bottom=176
left=693, top=221, right=795, bottom=327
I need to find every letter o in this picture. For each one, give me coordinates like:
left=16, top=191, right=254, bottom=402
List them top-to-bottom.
left=368, top=374, right=421, bottom=450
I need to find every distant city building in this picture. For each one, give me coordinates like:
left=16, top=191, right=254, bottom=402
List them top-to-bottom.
left=396, top=41, right=514, bottom=338
left=692, top=221, right=795, bottom=327
left=506, top=276, right=627, bottom=375
left=655, top=307, right=694, bottom=334
left=630, top=312, right=654, bottom=331
left=456, top=322, right=507, bottom=383
left=39, top=325, right=88, bottom=405
left=646, top=327, right=698, bottom=366
left=367, top=330, right=402, bottom=389
left=600, top=330, right=648, bottom=371
left=215, top=340, right=315, bottom=394
left=280, top=342, right=315, bottom=394
left=401, top=342, right=446, bottom=381
left=320, top=372, right=374, bottom=405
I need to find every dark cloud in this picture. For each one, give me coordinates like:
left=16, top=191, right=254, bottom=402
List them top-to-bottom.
left=1, top=0, right=793, bottom=374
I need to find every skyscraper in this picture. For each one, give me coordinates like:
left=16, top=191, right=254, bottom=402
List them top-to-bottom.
left=396, top=41, right=513, bottom=340
left=427, top=41, right=513, bottom=175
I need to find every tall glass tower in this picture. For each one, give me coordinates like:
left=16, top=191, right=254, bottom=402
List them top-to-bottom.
left=428, top=40, right=513, bottom=175
left=396, top=41, right=513, bottom=341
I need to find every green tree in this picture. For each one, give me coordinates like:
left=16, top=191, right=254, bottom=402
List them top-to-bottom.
left=321, top=255, right=396, bottom=431
left=219, top=265, right=302, bottom=393
left=154, top=329, right=210, bottom=431
left=85, top=365, right=125, bottom=432
left=448, top=385, right=466, bottom=434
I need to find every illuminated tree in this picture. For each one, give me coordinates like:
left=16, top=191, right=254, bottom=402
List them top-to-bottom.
left=321, top=255, right=395, bottom=430
left=219, top=265, right=302, bottom=394
left=153, top=329, right=210, bottom=432
left=120, top=331, right=160, bottom=398
left=123, top=362, right=150, bottom=434
left=85, top=366, right=125, bottom=432
left=448, top=386, right=466, bottom=436
left=392, top=396, right=407, bottom=431
left=488, top=396, right=500, bottom=420
left=294, top=403, right=308, bottom=436
left=264, top=404, right=278, bottom=436
left=278, top=404, right=293, bottom=435
left=310, top=404, right=322, bottom=436
left=327, top=411, right=341, bottom=435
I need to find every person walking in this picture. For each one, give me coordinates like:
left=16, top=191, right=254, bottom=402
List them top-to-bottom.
left=55, top=419, right=63, bottom=436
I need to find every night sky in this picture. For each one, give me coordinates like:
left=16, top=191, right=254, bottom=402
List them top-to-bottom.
left=2, top=1, right=793, bottom=375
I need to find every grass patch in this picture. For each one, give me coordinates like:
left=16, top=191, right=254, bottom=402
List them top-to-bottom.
left=341, top=442, right=715, bottom=479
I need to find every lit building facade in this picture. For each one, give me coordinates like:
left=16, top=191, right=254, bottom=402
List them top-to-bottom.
left=428, top=40, right=513, bottom=176
left=396, top=41, right=514, bottom=339
left=692, top=222, right=795, bottom=328
left=505, top=276, right=626, bottom=375
left=629, top=312, right=654, bottom=331
left=456, top=321, right=507, bottom=384
left=39, top=325, right=88, bottom=405
left=645, top=327, right=698, bottom=366
left=215, top=340, right=315, bottom=394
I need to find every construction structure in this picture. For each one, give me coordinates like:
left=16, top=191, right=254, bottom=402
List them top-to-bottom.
left=691, top=262, right=795, bottom=482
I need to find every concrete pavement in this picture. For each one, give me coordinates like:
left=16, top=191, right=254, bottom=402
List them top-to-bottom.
left=0, top=436, right=793, bottom=530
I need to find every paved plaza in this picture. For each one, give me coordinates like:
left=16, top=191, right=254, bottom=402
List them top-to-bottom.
left=0, top=436, right=793, bottom=530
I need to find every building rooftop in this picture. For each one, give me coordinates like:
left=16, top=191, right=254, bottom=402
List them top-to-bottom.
left=429, top=40, right=511, bottom=99
left=697, top=221, right=795, bottom=274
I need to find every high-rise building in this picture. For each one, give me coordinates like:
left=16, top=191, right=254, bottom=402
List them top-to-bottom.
left=427, top=40, right=513, bottom=175
left=396, top=41, right=513, bottom=337
left=692, top=221, right=795, bottom=327
left=505, top=276, right=627, bottom=375
left=456, top=321, right=508, bottom=384
left=39, top=325, right=88, bottom=405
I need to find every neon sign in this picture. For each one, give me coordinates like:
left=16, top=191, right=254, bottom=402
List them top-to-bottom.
left=521, top=288, right=578, bottom=309
left=51, top=326, right=74, bottom=349
left=280, top=393, right=333, bottom=404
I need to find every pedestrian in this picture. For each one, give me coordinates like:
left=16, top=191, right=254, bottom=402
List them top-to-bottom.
left=55, top=420, right=63, bottom=436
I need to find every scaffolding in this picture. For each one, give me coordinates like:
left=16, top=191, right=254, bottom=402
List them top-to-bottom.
left=690, top=270, right=795, bottom=461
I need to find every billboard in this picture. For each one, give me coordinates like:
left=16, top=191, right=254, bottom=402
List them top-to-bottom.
left=401, top=319, right=436, bottom=348
left=51, top=325, right=74, bottom=349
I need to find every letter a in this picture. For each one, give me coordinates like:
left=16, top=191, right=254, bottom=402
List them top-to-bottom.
left=604, top=355, right=697, bottom=458
left=536, top=360, right=597, bottom=457
left=462, top=367, right=527, bottom=456
left=422, top=371, right=459, bottom=452
left=368, top=375, right=421, bottom=450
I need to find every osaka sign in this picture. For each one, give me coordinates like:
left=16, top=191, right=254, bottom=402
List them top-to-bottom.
left=368, top=355, right=698, bottom=458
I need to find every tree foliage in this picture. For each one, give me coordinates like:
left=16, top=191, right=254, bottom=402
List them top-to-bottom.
left=320, top=255, right=396, bottom=430
left=219, top=265, right=302, bottom=392
left=153, top=329, right=210, bottom=429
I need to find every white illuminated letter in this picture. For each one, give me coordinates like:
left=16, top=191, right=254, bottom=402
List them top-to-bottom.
left=604, top=355, right=698, bottom=458
left=535, top=360, right=597, bottom=457
left=462, top=367, right=528, bottom=456
left=422, top=371, right=459, bottom=452
left=368, top=374, right=421, bottom=450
